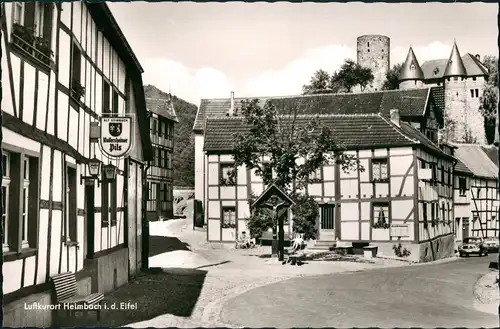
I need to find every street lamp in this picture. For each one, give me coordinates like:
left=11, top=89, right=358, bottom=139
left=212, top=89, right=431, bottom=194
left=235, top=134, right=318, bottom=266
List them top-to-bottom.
left=80, top=157, right=102, bottom=186
left=103, top=164, right=117, bottom=181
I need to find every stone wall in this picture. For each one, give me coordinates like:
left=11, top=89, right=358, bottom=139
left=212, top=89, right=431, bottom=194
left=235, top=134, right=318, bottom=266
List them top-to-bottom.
left=418, top=234, right=456, bottom=262
left=85, top=247, right=129, bottom=294
left=3, top=276, right=92, bottom=327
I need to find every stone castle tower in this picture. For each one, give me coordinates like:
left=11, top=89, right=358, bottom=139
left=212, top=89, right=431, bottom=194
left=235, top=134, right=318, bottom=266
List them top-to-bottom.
left=356, top=35, right=390, bottom=91
left=398, top=42, right=487, bottom=144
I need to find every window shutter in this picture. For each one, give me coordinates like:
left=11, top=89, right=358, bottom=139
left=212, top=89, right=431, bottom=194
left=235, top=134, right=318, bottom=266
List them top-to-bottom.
left=24, top=3, right=36, bottom=30
left=42, top=3, right=53, bottom=43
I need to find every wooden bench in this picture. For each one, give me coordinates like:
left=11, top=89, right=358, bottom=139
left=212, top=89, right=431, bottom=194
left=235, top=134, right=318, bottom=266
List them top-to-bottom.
left=331, top=242, right=353, bottom=255
left=51, top=272, right=104, bottom=326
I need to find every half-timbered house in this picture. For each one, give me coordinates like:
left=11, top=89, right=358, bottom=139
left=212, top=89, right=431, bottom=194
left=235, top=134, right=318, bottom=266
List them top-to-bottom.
left=1, top=2, right=153, bottom=326
left=193, top=87, right=446, bottom=219
left=145, top=91, right=177, bottom=221
left=202, top=109, right=457, bottom=263
left=452, top=144, right=499, bottom=243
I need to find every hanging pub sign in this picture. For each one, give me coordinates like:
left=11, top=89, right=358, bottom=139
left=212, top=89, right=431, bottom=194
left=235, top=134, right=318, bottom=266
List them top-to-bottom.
left=99, top=114, right=134, bottom=158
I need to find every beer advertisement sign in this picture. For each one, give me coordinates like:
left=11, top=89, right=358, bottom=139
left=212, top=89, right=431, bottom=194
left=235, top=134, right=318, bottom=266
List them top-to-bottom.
left=99, top=114, right=134, bottom=158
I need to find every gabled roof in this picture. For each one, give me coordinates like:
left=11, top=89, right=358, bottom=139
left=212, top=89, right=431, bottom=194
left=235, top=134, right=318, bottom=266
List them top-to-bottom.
left=399, top=47, right=425, bottom=81
left=421, top=53, right=488, bottom=80
left=144, top=85, right=178, bottom=122
left=194, top=88, right=442, bottom=132
left=203, top=113, right=452, bottom=161
left=452, top=144, right=498, bottom=179
left=481, top=145, right=499, bottom=167
left=455, top=159, right=474, bottom=176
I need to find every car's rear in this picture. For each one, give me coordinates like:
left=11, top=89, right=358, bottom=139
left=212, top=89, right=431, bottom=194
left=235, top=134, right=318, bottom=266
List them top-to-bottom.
left=459, top=243, right=481, bottom=257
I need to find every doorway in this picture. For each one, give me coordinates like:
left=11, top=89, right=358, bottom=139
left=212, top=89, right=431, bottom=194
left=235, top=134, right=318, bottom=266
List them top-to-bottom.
left=320, top=204, right=335, bottom=241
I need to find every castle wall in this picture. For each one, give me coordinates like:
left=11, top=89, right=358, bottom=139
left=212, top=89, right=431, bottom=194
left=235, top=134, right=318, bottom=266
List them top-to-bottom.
left=357, top=35, right=390, bottom=92
left=399, top=80, right=424, bottom=90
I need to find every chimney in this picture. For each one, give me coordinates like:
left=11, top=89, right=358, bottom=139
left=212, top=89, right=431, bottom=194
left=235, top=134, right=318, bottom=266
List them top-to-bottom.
left=475, top=54, right=480, bottom=61
left=229, top=91, right=235, bottom=116
left=390, top=109, right=400, bottom=127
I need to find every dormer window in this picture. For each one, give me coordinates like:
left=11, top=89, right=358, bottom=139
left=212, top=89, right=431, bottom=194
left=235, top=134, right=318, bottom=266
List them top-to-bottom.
left=410, top=64, right=415, bottom=71
left=433, top=68, right=439, bottom=76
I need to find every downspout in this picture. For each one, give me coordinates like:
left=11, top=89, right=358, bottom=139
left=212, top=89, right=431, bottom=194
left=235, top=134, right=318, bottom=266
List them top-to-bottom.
left=141, top=160, right=151, bottom=271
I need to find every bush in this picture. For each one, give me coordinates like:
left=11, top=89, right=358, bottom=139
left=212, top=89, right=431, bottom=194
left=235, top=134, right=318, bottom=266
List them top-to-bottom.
left=290, top=193, right=318, bottom=241
left=245, top=209, right=273, bottom=239
left=393, top=243, right=411, bottom=258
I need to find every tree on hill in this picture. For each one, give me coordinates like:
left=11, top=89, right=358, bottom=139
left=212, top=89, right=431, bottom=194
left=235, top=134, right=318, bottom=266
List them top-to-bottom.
left=479, top=55, right=498, bottom=144
left=302, top=59, right=374, bottom=95
left=382, top=63, right=403, bottom=90
left=230, top=98, right=362, bottom=260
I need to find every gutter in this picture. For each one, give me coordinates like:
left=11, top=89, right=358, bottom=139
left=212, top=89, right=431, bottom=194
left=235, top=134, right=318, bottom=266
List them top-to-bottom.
left=141, top=160, right=152, bottom=271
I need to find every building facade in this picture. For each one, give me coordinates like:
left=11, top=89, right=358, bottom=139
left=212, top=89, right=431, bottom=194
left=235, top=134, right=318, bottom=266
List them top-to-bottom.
left=1, top=2, right=153, bottom=326
left=193, top=87, right=446, bottom=213
left=145, top=95, right=177, bottom=221
left=202, top=111, right=457, bottom=263
left=452, top=144, right=499, bottom=244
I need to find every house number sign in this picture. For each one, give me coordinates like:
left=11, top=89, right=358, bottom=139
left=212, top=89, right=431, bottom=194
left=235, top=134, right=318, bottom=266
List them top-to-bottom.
left=99, top=114, right=134, bottom=159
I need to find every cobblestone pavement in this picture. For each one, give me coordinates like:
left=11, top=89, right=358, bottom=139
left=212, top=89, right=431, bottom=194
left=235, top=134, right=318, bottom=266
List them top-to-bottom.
left=126, top=219, right=409, bottom=327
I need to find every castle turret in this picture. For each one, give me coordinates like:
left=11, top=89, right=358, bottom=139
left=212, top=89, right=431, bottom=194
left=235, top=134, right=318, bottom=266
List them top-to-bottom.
left=442, top=41, right=485, bottom=143
left=443, top=41, right=467, bottom=78
left=398, top=47, right=425, bottom=90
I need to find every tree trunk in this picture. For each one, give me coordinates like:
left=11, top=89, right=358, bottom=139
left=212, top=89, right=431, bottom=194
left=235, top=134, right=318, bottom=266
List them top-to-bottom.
left=271, top=227, right=278, bottom=257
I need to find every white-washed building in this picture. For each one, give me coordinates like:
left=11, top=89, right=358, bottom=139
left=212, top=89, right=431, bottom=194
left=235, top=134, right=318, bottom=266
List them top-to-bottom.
left=1, top=2, right=153, bottom=326
left=452, top=144, right=499, bottom=244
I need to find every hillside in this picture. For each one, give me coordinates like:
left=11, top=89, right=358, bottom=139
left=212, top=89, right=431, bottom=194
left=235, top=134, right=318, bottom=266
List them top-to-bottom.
left=144, top=85, right=198, bottom=187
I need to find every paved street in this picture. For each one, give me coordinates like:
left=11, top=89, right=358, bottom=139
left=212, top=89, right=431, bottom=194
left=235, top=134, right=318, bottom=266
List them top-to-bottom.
left=221, top=253, right=499, bottom=328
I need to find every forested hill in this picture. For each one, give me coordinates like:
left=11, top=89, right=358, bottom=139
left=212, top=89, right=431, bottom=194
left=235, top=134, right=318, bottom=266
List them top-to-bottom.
left=144, top=85, right=198, bottom=187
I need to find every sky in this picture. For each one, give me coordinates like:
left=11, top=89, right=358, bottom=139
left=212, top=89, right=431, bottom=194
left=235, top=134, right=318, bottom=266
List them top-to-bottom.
left=108, top=2, right=498, bottom=105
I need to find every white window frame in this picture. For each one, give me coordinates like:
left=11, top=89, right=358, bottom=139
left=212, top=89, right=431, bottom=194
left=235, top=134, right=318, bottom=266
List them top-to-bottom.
left=12, top=2, right=24, bottom=25
left=34, top=3, right=45, bottom=37
left=2, top=151, right=11, bottom=252
left=21, top=157, right=30, bottom=249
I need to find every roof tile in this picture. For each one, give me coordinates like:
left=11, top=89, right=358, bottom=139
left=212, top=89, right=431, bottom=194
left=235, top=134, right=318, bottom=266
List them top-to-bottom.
left=452, top=144, right=498, bottom=179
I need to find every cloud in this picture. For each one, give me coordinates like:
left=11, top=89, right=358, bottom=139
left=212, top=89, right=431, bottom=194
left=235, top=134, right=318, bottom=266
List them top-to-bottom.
left=391, top=41, right=452, bottom=65
left=242, top=44, right=356, bottom=97
left=141, top=58, right=232, bottom=105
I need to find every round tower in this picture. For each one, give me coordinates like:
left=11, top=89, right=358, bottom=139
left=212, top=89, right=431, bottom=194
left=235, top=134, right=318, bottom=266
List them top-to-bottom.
left=357, top=35, right=390, bottom=92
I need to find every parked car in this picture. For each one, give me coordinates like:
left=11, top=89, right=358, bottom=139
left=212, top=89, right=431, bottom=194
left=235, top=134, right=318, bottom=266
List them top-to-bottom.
left=459, top=237, right=488, bottom=257
left=484, top=237, right=499, bottom=252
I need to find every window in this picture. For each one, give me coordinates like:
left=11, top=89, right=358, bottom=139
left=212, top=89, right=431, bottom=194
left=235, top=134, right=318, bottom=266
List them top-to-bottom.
left=11, top=3, right=54, bottom=68
left=70, top=42, right=82, bottom=101
left=367, top=42, right=370, bottom=47
left=410, top=64, right=415, bottom=71
left=453, top=77, right=458, bottom=81
left=472, top=77, right=477, bottom=81
left=102, top=79, right=110, bottom=113
left=470, top=89, right=474, bottom=98
left=475, top=89, right=479, bottom=98
left=112, top=90, right=119, bottom=113
left=153, top=118, right=158, bottom=135
left=160, top=121, right=165, bottom=137
left=154, top=148, right=160, bottom=167
left=160, top=149, right=165, bottom=168
left=2, top=150, right=39, bottom=253
left=2, top=152, right=11, bottom=252
left=371, top=158, right=388, bottom=182
left=420, top=160, right=426, bottom=169
left=220, top=163, right=236, bottom=186
left=431, top=164, right=438, bottom=184
left=65, top=166, right=77, bottom=242
left=440, top=166, right=445, bottom=184
left=309, top=168, right=322, bottom=181
left=447, top=169, right=451, bottom=186
left=458, top=177, right=467, bottom=196
left=431, top=202, right=436, bottom=220
left=373, top=203, right=389, bottom=228
left=423, top=203, right=428, bottom=228
left=441, top=204, right=446, bottom=222
left=221, top=207, right=236, bottom=229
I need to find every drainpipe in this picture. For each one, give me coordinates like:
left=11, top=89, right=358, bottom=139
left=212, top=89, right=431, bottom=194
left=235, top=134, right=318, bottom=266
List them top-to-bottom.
left=141, top=160, right=152, bottom=271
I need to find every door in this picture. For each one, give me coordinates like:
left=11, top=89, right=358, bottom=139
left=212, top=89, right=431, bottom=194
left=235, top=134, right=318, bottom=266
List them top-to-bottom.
left=85, top=185, right=95, bottom=259
left=320, top=204, right=335, bottom=241
left=462, top=218, right=470, bottom=240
